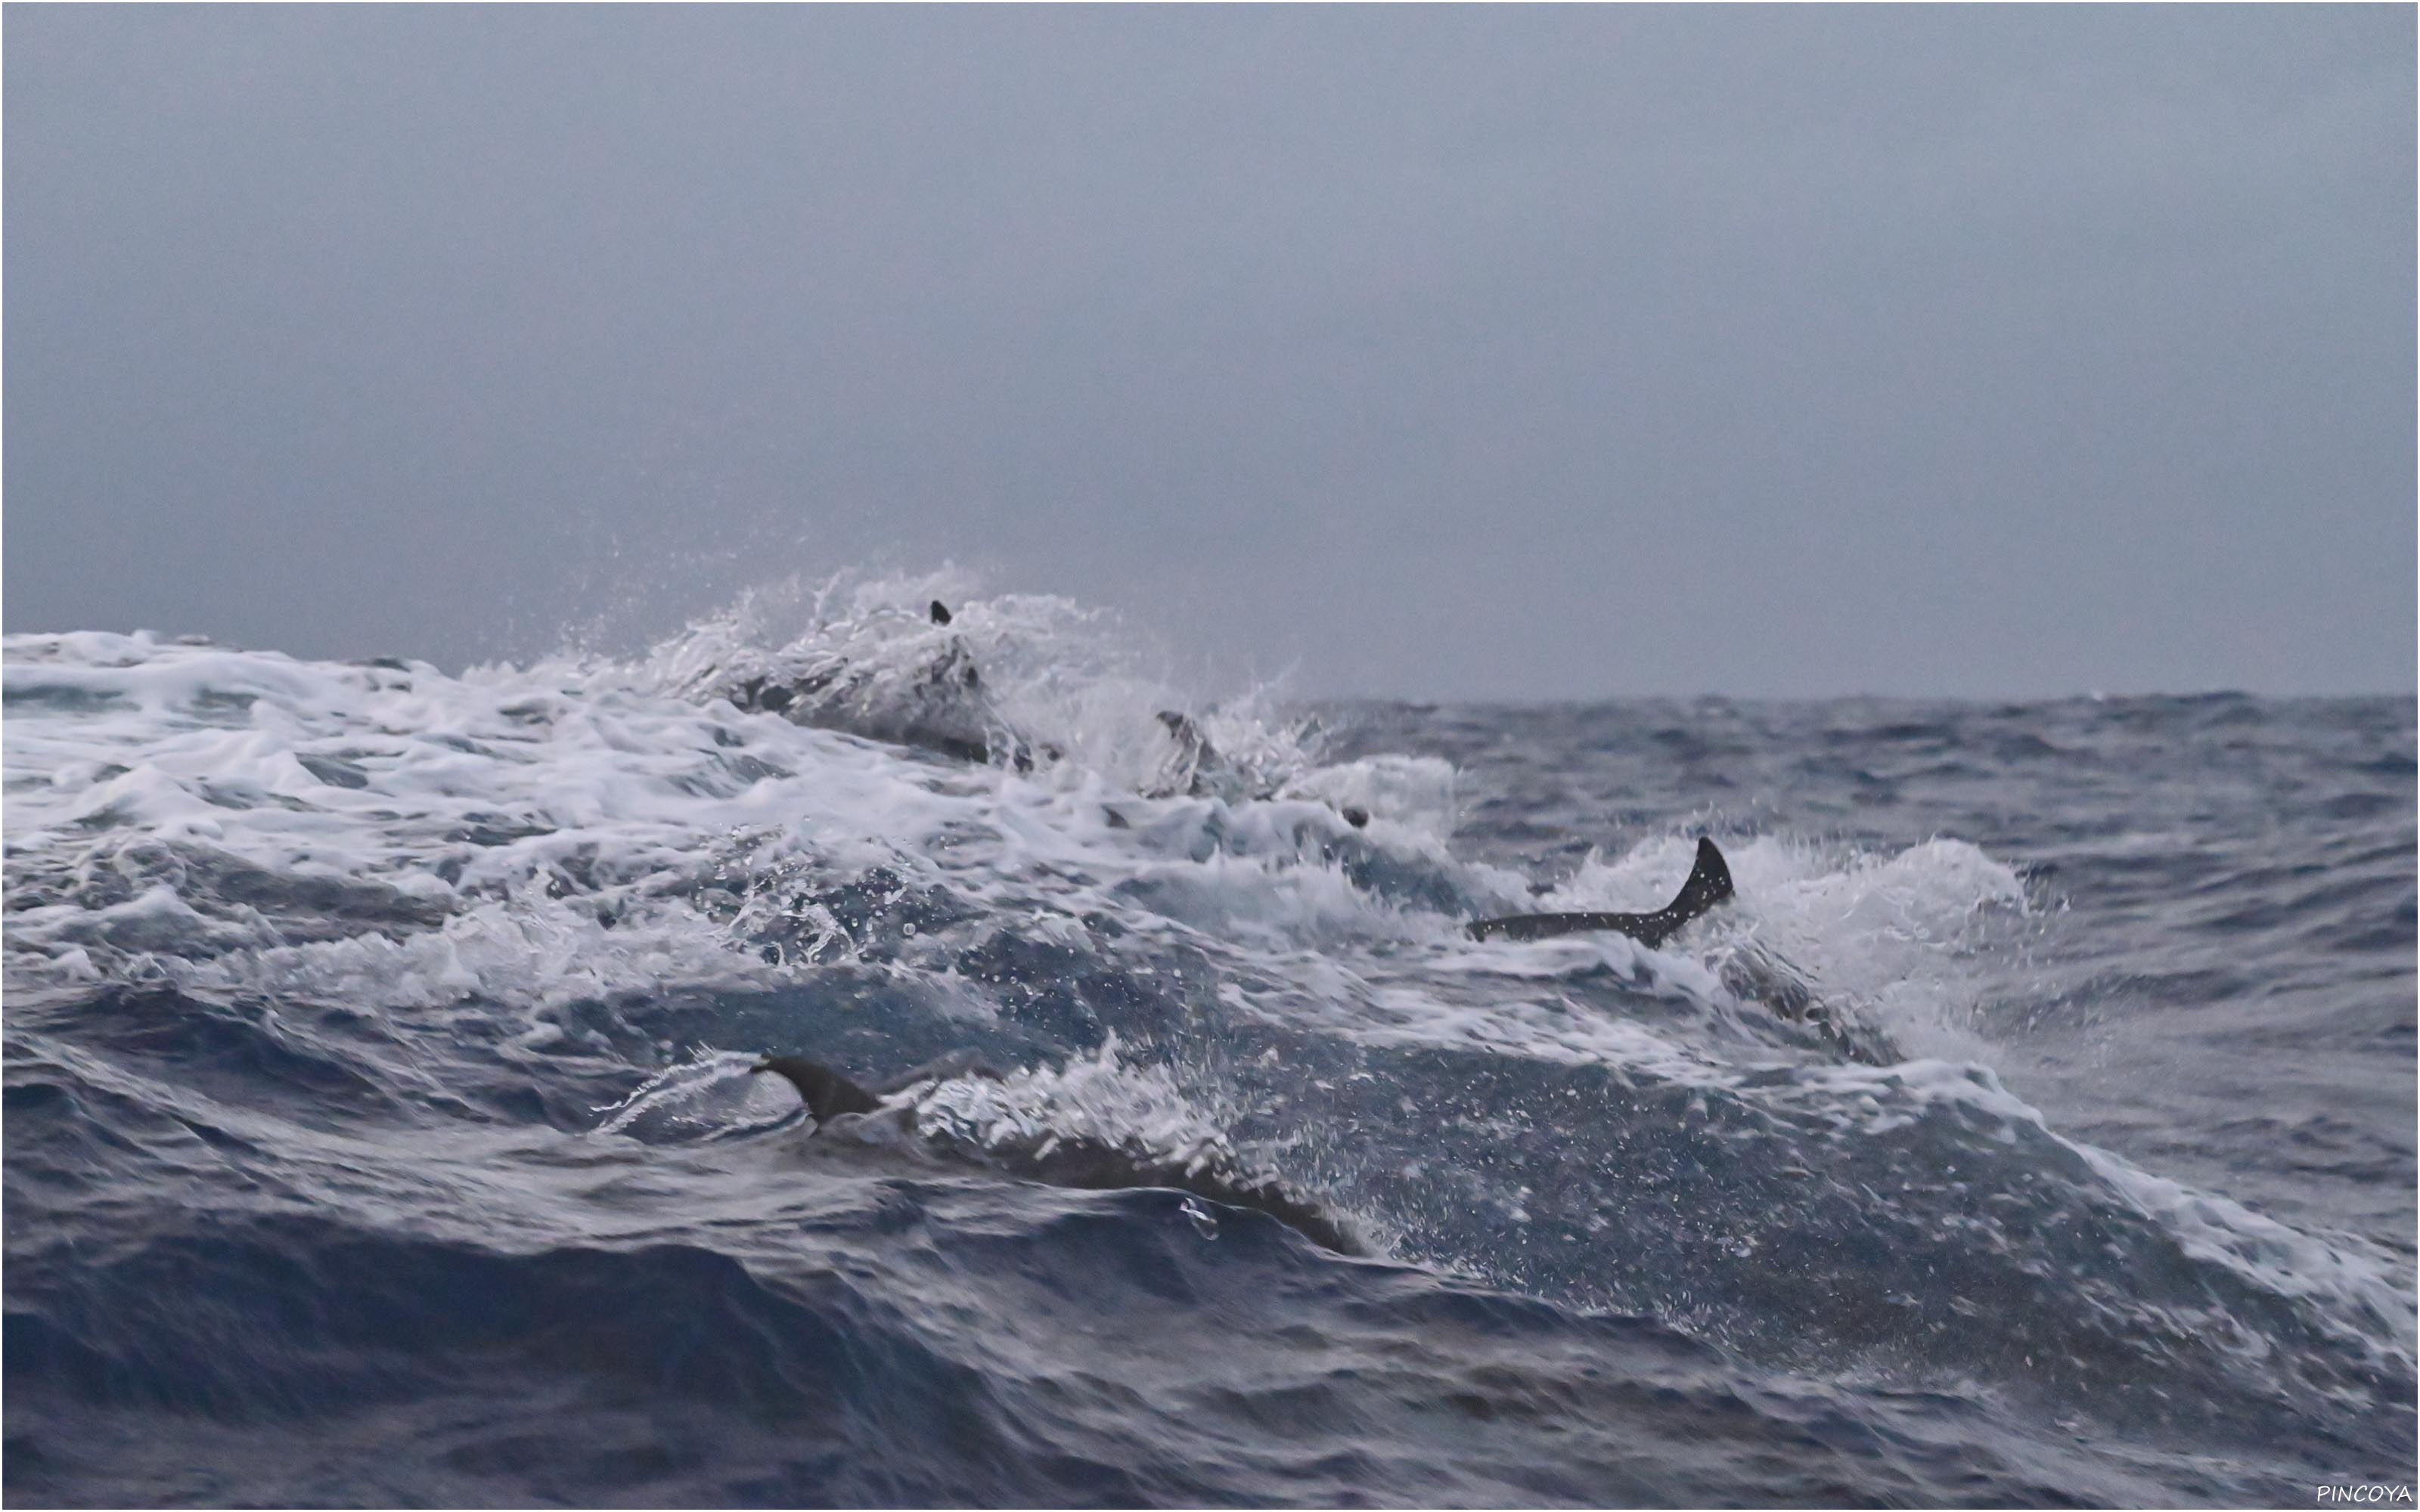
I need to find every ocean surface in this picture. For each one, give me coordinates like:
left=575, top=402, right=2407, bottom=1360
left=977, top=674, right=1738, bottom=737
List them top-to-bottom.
left=5, top=582, right=2413, bottom=1507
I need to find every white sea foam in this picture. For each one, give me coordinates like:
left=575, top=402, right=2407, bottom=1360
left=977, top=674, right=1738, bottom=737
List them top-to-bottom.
left=7, top=612, right=2404, bottom=1391
left=0, top=624, right=2050, bottom=1082
left=910, top=1035, right=1239, bottom=1173
left=594, top=1048, right=801, bottom=1140
left=2077, top=1142, right=2418, bottom=1366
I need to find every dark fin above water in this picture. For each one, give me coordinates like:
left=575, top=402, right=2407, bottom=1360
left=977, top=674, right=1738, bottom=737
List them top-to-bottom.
left=929, top=600, right=952, bottom=624
left=1468, top=836, right=1735, bottom=947
left=752, top=1056, right=886, bottom=1123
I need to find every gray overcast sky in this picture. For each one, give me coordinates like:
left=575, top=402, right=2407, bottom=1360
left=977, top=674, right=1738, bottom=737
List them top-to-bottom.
left=6, top=5, right=2412, bottom=698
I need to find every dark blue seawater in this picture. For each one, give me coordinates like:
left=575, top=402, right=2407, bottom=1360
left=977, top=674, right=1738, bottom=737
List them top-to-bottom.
left=5, top=591, right=2413, bottom=1507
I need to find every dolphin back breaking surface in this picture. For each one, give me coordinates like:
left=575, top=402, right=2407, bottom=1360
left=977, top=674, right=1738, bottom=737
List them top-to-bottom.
left=751, top=1055, right=1370, bottom=1256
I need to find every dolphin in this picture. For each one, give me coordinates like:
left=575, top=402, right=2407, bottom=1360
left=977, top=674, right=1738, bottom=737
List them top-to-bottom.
left=724, top=600, right=1025, bottom=767
left=718, top=601, right=1329, bottom=809
left=1468, top=836, right=1736, bottom=947
left=1466, top=839, right=1896, bottom=1061
left=749, top=1053, right=1370, bottom=1256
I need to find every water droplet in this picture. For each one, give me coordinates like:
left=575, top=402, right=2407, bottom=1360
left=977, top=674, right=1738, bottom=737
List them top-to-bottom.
left=1180, top=1198, right=1218, bottom=1240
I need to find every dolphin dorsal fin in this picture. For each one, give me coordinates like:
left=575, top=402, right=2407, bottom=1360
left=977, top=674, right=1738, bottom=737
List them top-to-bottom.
left=1669, top=835, right=1733, bottom=922
left=1466, top=836, right=1736, bottom=946
left=752, top=1056, right=886, bottom=1123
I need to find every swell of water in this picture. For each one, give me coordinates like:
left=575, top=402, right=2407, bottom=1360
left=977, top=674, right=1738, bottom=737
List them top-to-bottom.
left=5, top=580, right=2412, bottom=1506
